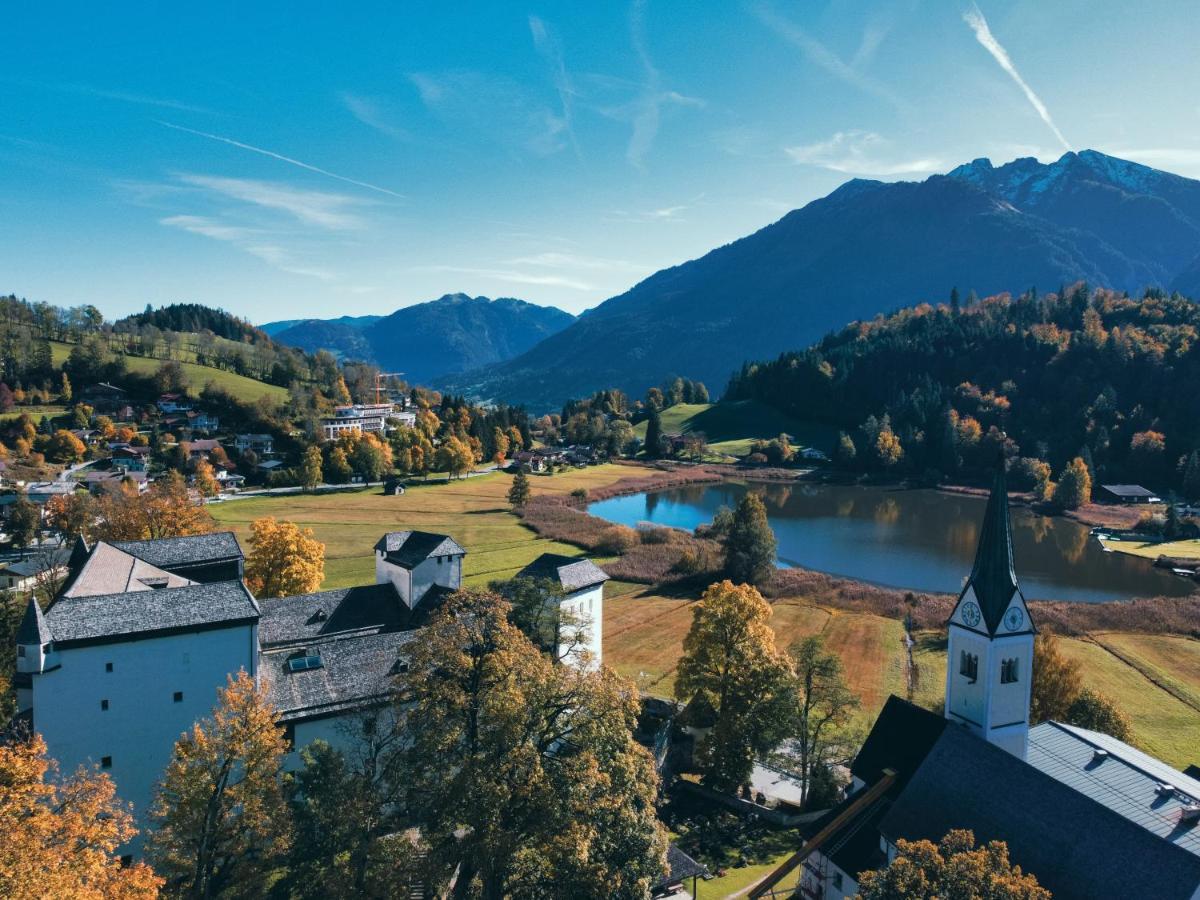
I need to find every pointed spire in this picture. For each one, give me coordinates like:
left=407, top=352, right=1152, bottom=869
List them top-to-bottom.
left=967, top=452, right=1020, bottom=633
left=16, top=597, right=51, bottom=646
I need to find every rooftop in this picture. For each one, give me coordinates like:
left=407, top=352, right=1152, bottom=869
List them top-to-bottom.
left=1101, top=483, right=1160, bottom=498
left=110, top=531, right=243, bottom=569
left=374, top=531, right=465, bottom=568
left=61, top=542, right=196, bottom=598
left=517, top=553, right=610, bottom=592
left=46, top=579, right=259, bottom=646
left=257, top=582, right=413, bottom=648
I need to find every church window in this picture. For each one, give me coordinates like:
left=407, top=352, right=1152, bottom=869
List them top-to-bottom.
left=17, top=646, right=25, bottom=658
left=959, top=651, right=978, bottom=682
left=1001, top=658, right=1019, bottom=684
left=105, top=662, right=113, bottom=672
left=174, top=691, right=184, bottom=703
left=101, top=699, right=109, bottom=711
left=101, top=756, right=112, bottom=769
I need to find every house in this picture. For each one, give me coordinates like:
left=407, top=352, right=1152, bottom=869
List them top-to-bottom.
left=81, top=382, right=128, bottom=413
left=156, top=393, right=192, bottom=414
left=320, top=403, right=394, bottom=441
left=187, top=410, right=219, bottom=433
left=391, top=410, right=417, bottom=428
left=235, top=433, right=275, bottom=457
left=182, top=438, right=223, bottom=461
left=111, top=445, right=150, bottom=471
left=800, top=447, right=829, bottom=462
left=512, top=450, right=549, bottom=473
left=255, top=459, right=284, bottom=475
left=753, top=464, right=1200, bottom=900
left=83, top=469, right=148, bottom=495
left=0, top=482, right=80, bottom=523
left=1100, top=483, right=1162, bottom=504
left=16, top=527, right=491, bottom=855
left=373, top=530, right=466, bottom=608
left=0, top=545, right=72, bottom=591
left=516, top=552, right=609, bottom=669
left=651, top=845, right=710, bottom=899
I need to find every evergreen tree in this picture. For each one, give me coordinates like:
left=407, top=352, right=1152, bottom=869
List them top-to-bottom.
left=59, top=371, right=72, bottom=403
left=644, top=407, right=664, bottom=458
left=1183, top=451, right=1200, bottom=501
left=507, top=468, right=531, bottom=508
left=725, top=493, right=777, bottom=586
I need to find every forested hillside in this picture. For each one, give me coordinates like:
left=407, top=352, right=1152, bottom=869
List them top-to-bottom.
left=725, top=285, right=1200, bottom=496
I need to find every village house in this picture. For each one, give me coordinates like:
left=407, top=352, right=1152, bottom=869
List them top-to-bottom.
left=80, top=382, right=128, bottom=414
left=156, top=393, right=192, bottom=414
left=186, top=410, right=219, bottom=433
left=234, top=433, right=276, bottom=457
left=181, top=438, right=223, bottom=461
left=753, top=466, right=1200, bottom=900
left=1099, top=483, right=1162, bottom=504
left=15, top=527, right=610, bottom=855
left=0, top=545, right=71, bottom=591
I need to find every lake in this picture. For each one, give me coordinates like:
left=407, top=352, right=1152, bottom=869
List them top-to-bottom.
left=589, top=481, right=1194, bottom=603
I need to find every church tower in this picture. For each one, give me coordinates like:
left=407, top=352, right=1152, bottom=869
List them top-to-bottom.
left=945, top=457, right=1036, bottom=759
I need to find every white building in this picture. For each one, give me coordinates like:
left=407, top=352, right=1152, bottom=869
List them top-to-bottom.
left=320, top=403, right=396, bottom=441
left=760, top=463, right=1200, bottom=900
left=373, top=530, right=466, bottom=608
left=516, top=553, right=609, bottom=670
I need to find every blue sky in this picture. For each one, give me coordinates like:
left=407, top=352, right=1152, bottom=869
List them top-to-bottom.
left=4, top=0, right=1199, bottom=323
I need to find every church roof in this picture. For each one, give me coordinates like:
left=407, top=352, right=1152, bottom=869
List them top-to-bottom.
left=961, top=459, right=1022, bottom=634
left=110, top=531, right=243, bottom=569
left=60, top=542, right=195, bottom=598
left=16, top=597, right=50, bottom=645
left=878, top=723, right=1200, bottom=900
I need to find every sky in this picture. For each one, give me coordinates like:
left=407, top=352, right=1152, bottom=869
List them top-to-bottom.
left=4, top=0, right=1200, bottom=324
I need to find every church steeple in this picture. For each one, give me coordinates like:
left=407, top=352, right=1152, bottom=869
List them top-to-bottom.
left=944, top=453, right=1035, bottom=759
left=965, top=458, right=1021, bottom=635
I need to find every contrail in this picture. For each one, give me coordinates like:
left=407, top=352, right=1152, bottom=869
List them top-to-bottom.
left=963, top=5, right=1070, bottom=152
left=157, top=120, right=403, bottom=198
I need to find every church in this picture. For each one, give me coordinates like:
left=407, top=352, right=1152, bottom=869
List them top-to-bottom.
left=752, top=464, right=1200, bottom=900
left=13, top=528, right=605, bottom=854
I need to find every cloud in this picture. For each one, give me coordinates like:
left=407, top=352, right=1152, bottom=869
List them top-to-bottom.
left=751, top=3, right=907, bottom=110
left=963, top=5, right=1070, bottom=152
left=529, top=15, right=580, bottom=157
left=409, top=71, right=570, bottom=157
left=58, top=83, right=217, bottom=115
left=340, top=92, right=408, bottom=140
left=157, top=121, right=404, bottom=197
left=785, top=131, right=944, bottom=176
left=1107, top=147, right=1200, bottom=177
left=177, top=174, right=367, bottom=229
left=605, top=199, right=697, bottom=223
left=159, top=214, right=337, bottom=281
left=504, top=251, right=645, bottom=273
left=415, top=264, right=596, bottom=291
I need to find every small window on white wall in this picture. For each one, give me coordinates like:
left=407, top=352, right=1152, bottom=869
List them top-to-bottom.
left=959, top=651, right=978, bottom=682
left=1001, top=658, right=1019, bottom=684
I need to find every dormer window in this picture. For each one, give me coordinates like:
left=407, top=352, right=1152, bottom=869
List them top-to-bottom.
left=307, top=608, right=327, bottom=625
left=288, top=654, right=323, bottom=673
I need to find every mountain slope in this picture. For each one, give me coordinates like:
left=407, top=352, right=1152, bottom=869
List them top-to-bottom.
left=442, top=150, right=1200, bottom=410
left=268, top=294, right=574, bottom=384
left=260, top=314, right=381, bottom=337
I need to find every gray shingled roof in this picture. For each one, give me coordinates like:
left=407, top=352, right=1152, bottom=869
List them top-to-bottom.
left=1101, top=483, right=1159, bottom=498
left=373, top=531, right=464, bottom=568
left=111, top=532, right=243, bottom=568
left=61, top=542, right=196, bottom=598
left=4, top=545, right=72, bottom=579
left=518, top=553, right=610, bottom=592
left=45, top=580, right=259, bottom=646
left=257, top=583, right=409, bottom=648
left=16, top=597, right=51, bottom=645
left=260, top=629, right=418, bottom=722
left=1027, top=721, right=1200, bottom=858
left=879, top=724, right=1200, bottom=900
left=651, top=844, right=709, bottom=891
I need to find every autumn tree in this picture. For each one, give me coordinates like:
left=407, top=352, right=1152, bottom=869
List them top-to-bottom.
left=875, top=424, right=904, bottom=468
left=491, top=426, right=510, bottom=464
left=45, top=429, right=86, bottom=464
left=435, top=435, right=474, bottom=480
left=301, top=445, right=323, bottom=492
left=326, top=446, right=353, bottom=484
left=1052, top=456, right=1092, bottom=509
left=192, top=458, right=220, bottom=498
left=507, top=468, right=531, bottom=508
left=93, top=472, right=214, bottom=542
left=724, top=493, right=777, bottom=586
left=9, top=496, right=40, bottom=550
left=244, top=516, right=325, bottom=598
left=674, top=580, right=792, bottom=791
left=392, top=590, right=668, bottom=899
left=1030, top=632, right=1082, bottom=723
left=778, top=635, right=860, bottom=808
left=147, top=672, right=291, bottom=899
left=1066, top=688, right=1133, bottom=742
left=0, top=733, right=162, bottom=899
left=858, top=829, right=1049, bottom=900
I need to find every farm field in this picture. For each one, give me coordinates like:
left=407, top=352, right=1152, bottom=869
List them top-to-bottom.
left=49, top=340, right=289, bottom=405
left=631, top=400, right=836, bottom=457
left=0, top=404, right=67, bottom=423
left=212, top=464, right=633, bottom=589
left=1100, top=535, right=1200, bottom=561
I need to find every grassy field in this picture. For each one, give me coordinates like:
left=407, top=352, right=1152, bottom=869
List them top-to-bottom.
left=50, top=341, right=289, bottom=405
left=632, top=400, right=837, bottom=457
left=0, top=404, right=68, bottom=423
left=211, top=465, right=634, bottom=589
left=1100, top=536, right=1200, bottom=560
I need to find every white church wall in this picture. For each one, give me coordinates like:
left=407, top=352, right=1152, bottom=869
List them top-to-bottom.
left=557, top=583, right=603, bottom=669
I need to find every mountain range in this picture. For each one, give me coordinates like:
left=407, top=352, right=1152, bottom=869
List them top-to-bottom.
left=439, top=150, right=1200, bottom=410
left=262, top=294, right=575, bottom=385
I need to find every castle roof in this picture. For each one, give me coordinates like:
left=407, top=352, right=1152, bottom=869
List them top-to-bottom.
left=373, top=531, right=465, bottom=568
left=517, top=553, right=610, bottom=592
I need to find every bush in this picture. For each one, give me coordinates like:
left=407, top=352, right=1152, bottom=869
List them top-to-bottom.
left=570, top=487, right=589, bottom=501
left=596, top=525, right=640, bottom=554
left=639, top=526, right=673, bottom=544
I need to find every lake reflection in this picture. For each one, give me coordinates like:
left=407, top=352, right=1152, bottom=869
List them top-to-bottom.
left=589, top=482, right=1194, bottom=603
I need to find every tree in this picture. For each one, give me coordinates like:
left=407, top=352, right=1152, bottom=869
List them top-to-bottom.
left=59, top=371, right=72, bottom=403
left=644, top=407, right=663, bottom=458
left=875, top=424, right=904, bottom=468
left=491, top=426, right=510, bottom=465
left=44, top=429, right=87, bottom=464
left=836, top=431, right=857, bottom=466
left=350, top=435, right=392, bottom=482
left=435, top=435, right=474, bottom=480
left=301, top=445, right=323, bottom=492
left=326, top=446, right=353, bottom=484
left=1183, top=451, right=1200, bottom=502
left=1053, top=456, right=1092, bottom=509
left=192, top=458, right=220, bottom=498
left=507, top=468, right=531, bottom=508
left=93, top=471, right=214, bottom=542
left=44, top=492, right=94, bottom=541
left=725, top=493, right=777, bottom=586
left=9, top=496, right=40, bottom=551
left=244, top=516, right=325, bottom=598
left=489, top=574, right=586, bottom=662
left=674, top=580, right=792, bottom=791
left=392, top=590, right=668, bottom=899
left=1030, top=632, right=1081, bottom=724
left=779, top=635, right=860, bottom=807
left=148, top=672, right=291, bottom=899
left=1066, top=688, right=1133, bottom=741
left=0, top=733, right=161, bottom=899
left=858, top=829, right=1049, bottom=900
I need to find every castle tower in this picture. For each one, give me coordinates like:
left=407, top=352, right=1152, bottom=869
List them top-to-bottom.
left=944, top=457, right=1036, bottom=759
left=15, top=597, right=53, bottom=714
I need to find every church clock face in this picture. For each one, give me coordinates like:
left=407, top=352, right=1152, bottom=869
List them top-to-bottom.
left=961, top=601, right=981, bottom=628
left=1004, top=607, right=1025, bottom=632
